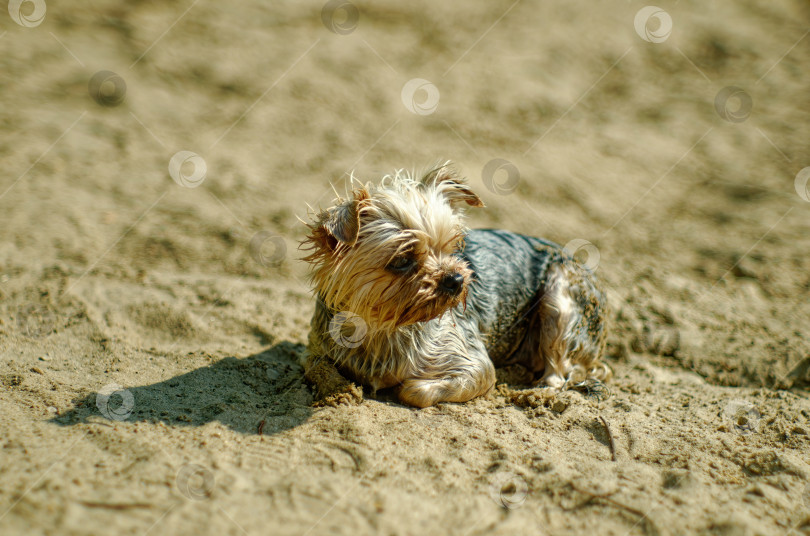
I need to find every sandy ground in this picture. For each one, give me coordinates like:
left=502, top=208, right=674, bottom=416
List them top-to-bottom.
left=2, top=0, right=810, bottom=534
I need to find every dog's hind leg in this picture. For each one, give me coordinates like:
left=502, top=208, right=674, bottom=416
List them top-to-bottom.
left=533, top=262, right=611, bottom=389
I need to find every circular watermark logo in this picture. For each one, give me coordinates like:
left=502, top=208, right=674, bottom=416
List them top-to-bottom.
left=8, top=0, right=46, bottom=27
left=321, top=0, right=359, bottom=35
left=634, top=6, right=672, bottom=43
left=88, top=71, right=127, bottom=107
left=401, top=78, right=440, bottom=116
left=714, top=86, right=752, bottom=123
left=169, top=151, right=207, bottom=188
left=481, top=159, right=520, bottom=196
left=794, top=167, right=810, bottom=202
left=249, top=231, right=287, bottom=267
left=563, top=239, right=600, bottom=271
left=16, top=303, right=57, bottom=338
left=328, top=311, right=367, bottom=349
left=96, top=383, right=135, bottom=421
left=723, top=399, right=760, bottom=436
left=176, top=464, right=215, bottom=500
left=488, top=471, right=528, bottom=509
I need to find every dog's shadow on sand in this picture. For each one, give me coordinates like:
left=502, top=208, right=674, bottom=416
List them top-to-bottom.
left=52, top=341, right=314, bottom=436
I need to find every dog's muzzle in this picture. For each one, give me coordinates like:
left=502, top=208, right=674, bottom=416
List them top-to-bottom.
left=439, top=273, right=465, bottom=296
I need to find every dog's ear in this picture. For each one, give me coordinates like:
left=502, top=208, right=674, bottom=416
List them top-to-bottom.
left=422, top=163, right=484, bottom=208
left=307, top=187, right=369, bottom=252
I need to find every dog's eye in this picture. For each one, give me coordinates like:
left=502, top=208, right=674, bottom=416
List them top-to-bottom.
left=387, top=256, right=416, bottom=272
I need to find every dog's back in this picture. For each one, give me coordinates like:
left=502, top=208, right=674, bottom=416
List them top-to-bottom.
left=462, top=229, right=610, bottom=386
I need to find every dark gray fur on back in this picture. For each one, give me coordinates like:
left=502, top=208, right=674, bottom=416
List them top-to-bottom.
left=461, top=229, right=564, bottom=365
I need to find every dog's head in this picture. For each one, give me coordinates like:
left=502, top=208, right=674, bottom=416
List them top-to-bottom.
left=302, top=163, right=483, bottom=332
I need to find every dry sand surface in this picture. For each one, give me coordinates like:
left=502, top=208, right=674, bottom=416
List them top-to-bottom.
left=2, top=0, right=810, bottom=534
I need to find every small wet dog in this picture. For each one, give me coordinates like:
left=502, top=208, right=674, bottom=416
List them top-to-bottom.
left=302, top=163, right=610, bottom=408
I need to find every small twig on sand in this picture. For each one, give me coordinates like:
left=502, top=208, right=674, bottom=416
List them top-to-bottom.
left=599, top=416, right=617, bottom=461
left=257, top=419, right=266, bottom=436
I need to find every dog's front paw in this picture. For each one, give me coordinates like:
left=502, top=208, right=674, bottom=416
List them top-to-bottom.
left=304, top=357, right=363, bottom=407
left=399, top=374, right=493, bottom=408
left=398, top=378, right=450, bottom=408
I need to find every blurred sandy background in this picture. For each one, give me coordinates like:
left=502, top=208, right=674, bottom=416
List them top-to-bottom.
left=2, top=0, right=810, bottom=534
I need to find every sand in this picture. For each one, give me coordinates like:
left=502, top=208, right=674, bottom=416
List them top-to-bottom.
left=2, top=0, right=810, bottom=534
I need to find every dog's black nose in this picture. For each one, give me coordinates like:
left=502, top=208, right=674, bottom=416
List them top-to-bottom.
left=439, top=273, right=465, bottom=295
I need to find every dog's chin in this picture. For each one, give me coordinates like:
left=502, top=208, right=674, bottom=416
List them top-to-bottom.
left=371, top=292, right=465, bottom=330
left=422, top=293, right=465, bottom=321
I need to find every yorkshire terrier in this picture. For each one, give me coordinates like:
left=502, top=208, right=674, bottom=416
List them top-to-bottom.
left=301, top=163, right=610, bottom=408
